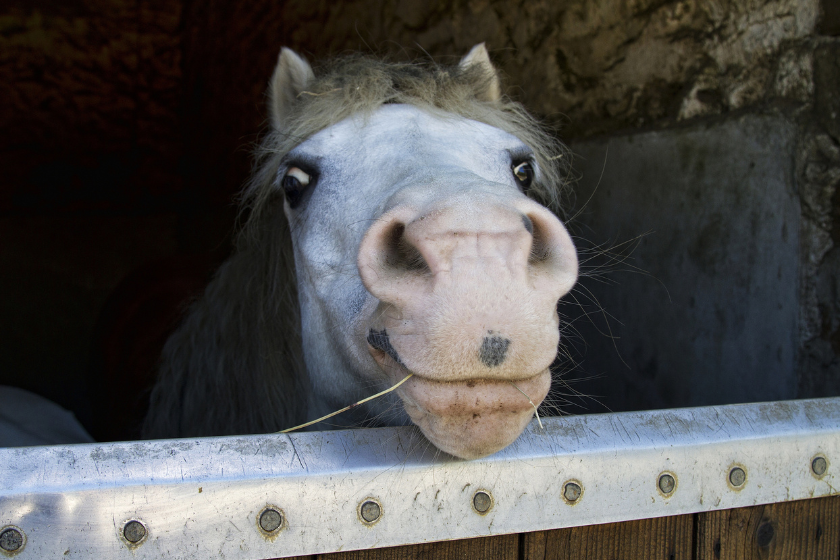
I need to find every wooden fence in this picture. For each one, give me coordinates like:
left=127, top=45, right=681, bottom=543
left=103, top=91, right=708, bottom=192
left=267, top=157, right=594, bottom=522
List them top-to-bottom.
left=1, top=398, right=836, bottom=559
left=308, top=496, right=838, bottom=560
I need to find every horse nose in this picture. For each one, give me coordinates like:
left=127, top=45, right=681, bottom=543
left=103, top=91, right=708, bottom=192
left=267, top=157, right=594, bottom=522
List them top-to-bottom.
left=357, top=196, right=578, bottom=314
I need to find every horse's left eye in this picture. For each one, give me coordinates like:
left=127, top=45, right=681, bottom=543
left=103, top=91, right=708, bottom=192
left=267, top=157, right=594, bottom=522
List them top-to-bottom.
left=512, top=162, right=534, bottom=190
left=282, top=167, right=312, bottom=208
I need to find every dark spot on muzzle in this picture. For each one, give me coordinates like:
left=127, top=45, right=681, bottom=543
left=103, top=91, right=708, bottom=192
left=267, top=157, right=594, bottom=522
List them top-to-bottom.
left=367, top=328, right=405, bottom=366
left=479, top=336, right=510, bottom=367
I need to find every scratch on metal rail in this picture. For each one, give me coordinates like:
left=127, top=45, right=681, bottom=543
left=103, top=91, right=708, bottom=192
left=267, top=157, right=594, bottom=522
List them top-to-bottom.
left=286, top=434, right=307, bottom=471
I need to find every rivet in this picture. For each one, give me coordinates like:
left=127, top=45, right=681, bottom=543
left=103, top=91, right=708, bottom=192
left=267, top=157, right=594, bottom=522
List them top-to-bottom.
left=812, top=456, right=827, bottom=477
left=729, top=467, right=746, bottom=488
left=658, top=473, right=676, bottom=495
left=563, top=481, right=582, bottom=503
left=473, top=491, right=493, bottom=514
left=360, top=500, right=381, bottom=524
left=259, top=508, right=283, bottom=533
left=123, top=520, right=146, bottom=544
left=0, top=528, right=23, bottom=553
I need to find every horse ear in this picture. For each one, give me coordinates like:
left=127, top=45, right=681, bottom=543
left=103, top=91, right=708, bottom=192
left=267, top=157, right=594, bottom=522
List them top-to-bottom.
left=458, top=43, right=501, bottom=102
left=269, top=48, right=315, bottom=129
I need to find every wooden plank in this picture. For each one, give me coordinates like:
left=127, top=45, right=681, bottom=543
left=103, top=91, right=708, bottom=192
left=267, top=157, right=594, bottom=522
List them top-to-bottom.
left=695, top=495, right=840, bottom=559
left=270, top=496, right=839, bottom=560
left=520, top=514, right=693, bottom=560
left=315, top=534, right=518, bottom=560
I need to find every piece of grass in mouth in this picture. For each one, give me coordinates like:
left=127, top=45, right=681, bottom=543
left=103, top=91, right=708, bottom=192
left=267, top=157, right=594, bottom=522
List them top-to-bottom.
left=279, top=373, right=414, bottom=433
left=278, top=374, right=544, bottom=433
left=509, top=381, right=543, bottom=429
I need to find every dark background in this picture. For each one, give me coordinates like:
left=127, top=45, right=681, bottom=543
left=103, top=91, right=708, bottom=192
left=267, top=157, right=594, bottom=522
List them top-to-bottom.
left=1, top=0, right=838, bottom=442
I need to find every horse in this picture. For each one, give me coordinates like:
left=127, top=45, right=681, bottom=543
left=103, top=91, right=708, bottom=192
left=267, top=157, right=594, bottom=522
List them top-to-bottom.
left=142, top=44, right=579, bottom=460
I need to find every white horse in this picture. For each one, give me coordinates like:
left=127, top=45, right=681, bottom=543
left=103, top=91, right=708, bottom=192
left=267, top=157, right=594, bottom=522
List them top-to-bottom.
left=143, top=45, right=578, bottom=460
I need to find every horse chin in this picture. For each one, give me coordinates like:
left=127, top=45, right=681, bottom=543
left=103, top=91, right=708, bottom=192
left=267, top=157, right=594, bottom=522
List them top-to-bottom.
left=393, top=368, right=551, bottom=460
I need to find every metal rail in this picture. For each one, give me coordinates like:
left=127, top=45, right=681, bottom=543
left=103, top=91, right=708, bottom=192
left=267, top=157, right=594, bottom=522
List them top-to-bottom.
left=0, top=398, right=837, bottom=559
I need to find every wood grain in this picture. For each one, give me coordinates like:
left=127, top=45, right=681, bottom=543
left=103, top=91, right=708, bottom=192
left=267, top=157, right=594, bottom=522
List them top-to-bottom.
left=695, top=495, right=840, bottom=560
left=265, top=498, right=840, bottom=560
left=521, top=514, right=693, bottom=560
left=316, top=534, right=518, bottom=560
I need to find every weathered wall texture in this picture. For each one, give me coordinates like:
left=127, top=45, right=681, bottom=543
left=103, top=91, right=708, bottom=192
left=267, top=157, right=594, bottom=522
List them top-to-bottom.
left=0, top=0, right=837, bottom=430
left=277, top=0, right=836, bottom=409
left=800, top=41, right=840, bottom=399
left=570, top=115, right=801, bottom=410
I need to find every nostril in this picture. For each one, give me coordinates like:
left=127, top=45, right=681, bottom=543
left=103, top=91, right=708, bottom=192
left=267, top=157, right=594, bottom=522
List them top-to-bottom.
left=516, top=202, right=579, bottom=302
left=358, top=207, right=432, bottom=307
left=526, top=213, right=552, bottom=264
left=521, top=214, right=534, bottom=235
left=383, top=222, right=405, bottom=267
left=384, top=222, right=430, bottom=273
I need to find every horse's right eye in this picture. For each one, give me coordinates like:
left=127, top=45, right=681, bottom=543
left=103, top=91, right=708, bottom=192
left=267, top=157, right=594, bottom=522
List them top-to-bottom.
left=512, top=161, right=534, bottom=191
left=282, top=167, right=312, bottom=208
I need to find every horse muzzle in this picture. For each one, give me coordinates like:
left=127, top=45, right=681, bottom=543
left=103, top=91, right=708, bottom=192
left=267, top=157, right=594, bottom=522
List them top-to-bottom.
left=358, top=192, right=577, bottom=459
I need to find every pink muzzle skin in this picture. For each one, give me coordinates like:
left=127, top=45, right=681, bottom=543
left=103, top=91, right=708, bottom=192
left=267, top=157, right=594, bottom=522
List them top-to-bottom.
left=358, top=193, right=577, bottom=459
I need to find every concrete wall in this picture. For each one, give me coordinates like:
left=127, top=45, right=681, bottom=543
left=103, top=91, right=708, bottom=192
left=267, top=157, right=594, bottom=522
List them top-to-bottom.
left=568, top=115, right=800, bottom=411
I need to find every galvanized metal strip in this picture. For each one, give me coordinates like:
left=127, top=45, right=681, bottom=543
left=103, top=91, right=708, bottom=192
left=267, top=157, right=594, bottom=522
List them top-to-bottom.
left=0, top=397, right=837, bottom=559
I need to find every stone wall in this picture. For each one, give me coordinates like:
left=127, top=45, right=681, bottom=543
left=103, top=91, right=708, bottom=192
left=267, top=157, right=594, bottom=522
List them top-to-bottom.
left=1, top=0, right=837, bottom=431
left=279, top=0, right=840, bottom=410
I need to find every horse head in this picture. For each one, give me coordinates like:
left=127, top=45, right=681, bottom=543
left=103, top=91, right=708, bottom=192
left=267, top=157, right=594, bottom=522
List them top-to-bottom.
left=144, top=45, right=578, bottom=461
left=270, top=46, right=578, bottom=459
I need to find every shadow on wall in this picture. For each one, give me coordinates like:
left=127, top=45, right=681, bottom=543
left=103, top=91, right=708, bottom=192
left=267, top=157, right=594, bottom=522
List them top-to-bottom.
left=565, top=114, right=800, bottom=413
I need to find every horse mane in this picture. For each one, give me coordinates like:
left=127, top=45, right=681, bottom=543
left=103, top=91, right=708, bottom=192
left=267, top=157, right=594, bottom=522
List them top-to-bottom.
left=142, top=52, right=573, bottom=439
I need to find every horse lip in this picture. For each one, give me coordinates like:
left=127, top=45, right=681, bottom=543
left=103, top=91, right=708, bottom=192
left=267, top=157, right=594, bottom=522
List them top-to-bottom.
left=366, top=331, right=550, bottom=414
left=369, top=339, right=544, bottom=388
left=368, top=342, right=551, bottom=458
left=379, top=360, right=551, bottom=415
left=391, top=369, right=547, bottom=388
left=397, top=369, right=551, bottom=397
left=398, top=369, right=552, bottom=459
